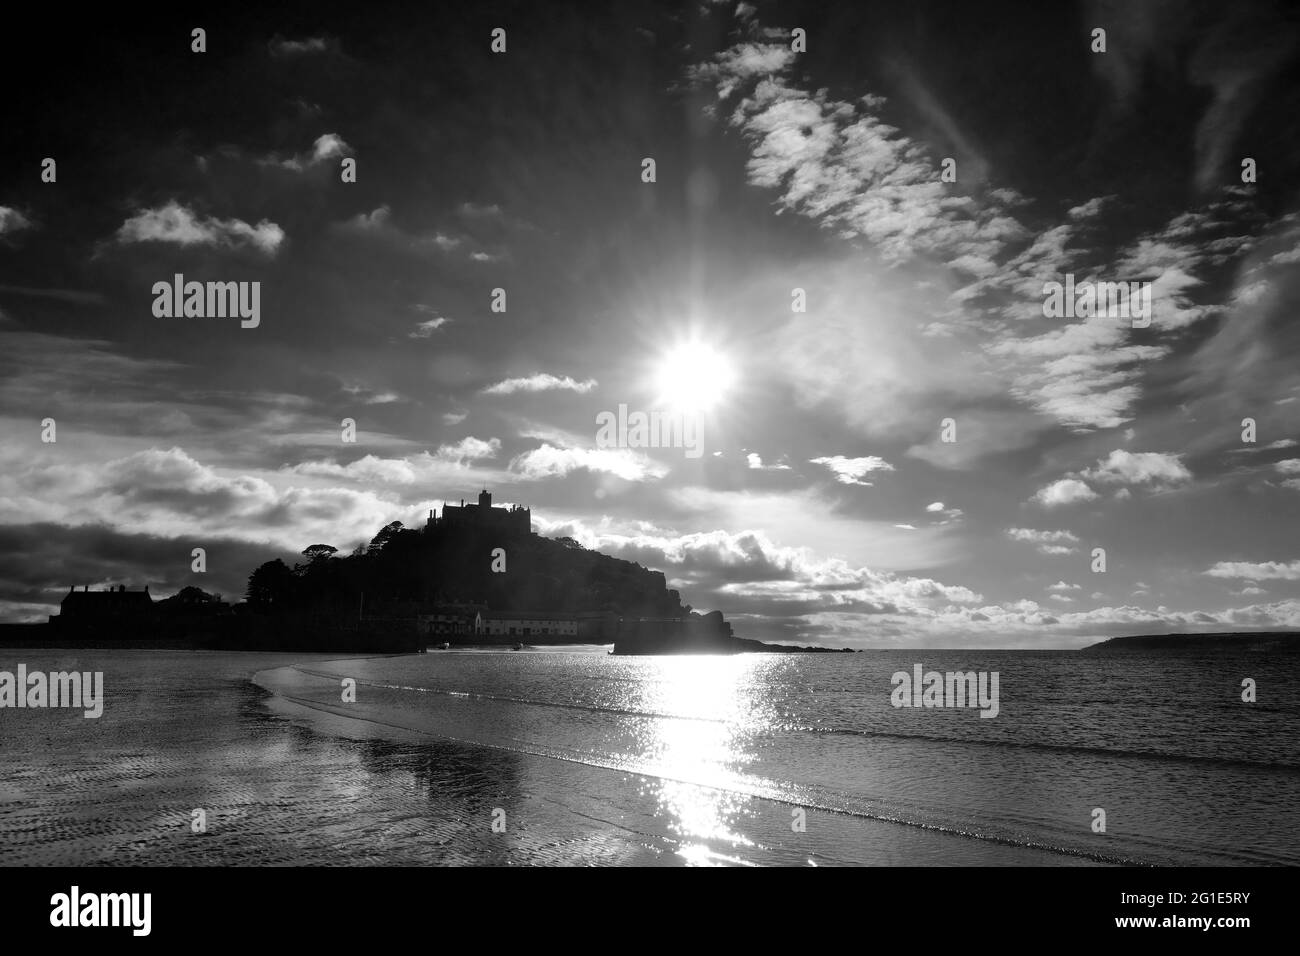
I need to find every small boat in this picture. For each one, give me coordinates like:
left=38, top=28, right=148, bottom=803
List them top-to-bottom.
left=512, top=642, right=524, bottom=650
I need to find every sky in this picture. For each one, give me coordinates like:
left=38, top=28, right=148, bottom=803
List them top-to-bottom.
left=1, top=0, right=1299, bottom=647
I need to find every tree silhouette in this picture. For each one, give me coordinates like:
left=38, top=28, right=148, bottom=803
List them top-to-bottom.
left=367, top=522, right=404, bottom=555
left=246, top=559, right=294, bottom=606
left=169, top=585, right=217, bottom=604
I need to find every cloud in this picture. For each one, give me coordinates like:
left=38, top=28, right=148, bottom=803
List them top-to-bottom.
left=1084, top=2, right=1296, bottom=194
left=1186, top=17, right=1296, bottom=194
left=693, top=31, right=1275, bottom=446
left=269, top=36, right=334, bottom=57
left=688, top=37, right=1132, bottom=445
left=691, top=43, right=799, bottom=100
left=693, top=46, right=1028, bottom=265
left=265, top=133, right=352, bottom=172
left=308, top=133, right=349, bottom=162
left=970, top=193, right=1250, bottom=429
left=114, top=201, right=284, bottom=255
left=457, top=202, right=502, bottom=219
left=334, top=206, right=477, bottom=258
left=341, top=206, right=394, bottom=234
left=0, top=207, right=33, bottom=236
left=0, top=285, right=105, bottom=305
left=410, top=316, right=452, bottom=338
left=0, top=330, right=190, bottom=433
left=482, top=374, right=598, bottom=395
left=341, top=382, right=404, bottom=406
left=905, top=408, right=1045, bottom=471
left=436, top=437, right=500, bottom=462
left=284, top=439, right=502, bottom=485
left=1229, top=439, right=1299, bottom=454
left=509, top=444, right=668, bottom=482
left=0, top=446, right=409, bottom=551
left=1080, top=450, right=1193, bottom=487
left=747, top=453, right=791, bottom=471
left=288, top=455, right=421, bottom=484
left=809, top=455, right=893, bottom=485
left=1275, top=459, right=1300, bottom=475
left=1033, top=478, right=1099, bottom=507
left=665, top=487, right=962, bottom=572
left=924, top=502, right=964, bottom=525
left=536, top=517, right=1300, bottom=646
left=0, top=522, right=302, bottom=622
left=549, top=524, right=983, bottom=619
left=1006, top=527, right=1080, bottom=555
left=1205, top=560, right=1300, bottom=581
left=1047, top=581, right=1081, bottom=592
left=798, top=597, right=1300, bottom=649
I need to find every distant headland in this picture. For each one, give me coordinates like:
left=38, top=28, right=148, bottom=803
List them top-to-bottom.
left=0, top=489, right=850, bottom=656
left=1082, top=631, right=1300, bottom=652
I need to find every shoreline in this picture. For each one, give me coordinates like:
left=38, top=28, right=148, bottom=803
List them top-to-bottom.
left=0, top=620, right=856, bottom=655
left=0, top=647, right=1102, bottom=866
left=5, top=647, right=1294, bottom=866
left=253, top=655, right=1103, bottom=866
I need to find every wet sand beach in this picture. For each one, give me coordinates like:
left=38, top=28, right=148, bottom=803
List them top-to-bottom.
left=7, top=648, right=1296, bottom=866
left=1, top=649, right=1084, bottom=866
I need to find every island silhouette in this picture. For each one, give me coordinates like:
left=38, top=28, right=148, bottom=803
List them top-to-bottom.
left=2, top=490, right=851, bottom=655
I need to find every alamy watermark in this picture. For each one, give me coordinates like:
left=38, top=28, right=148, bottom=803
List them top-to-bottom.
left=152, top=273, right=260, bottom=328
left=1042, top=273, right=1151, bottom=327
left=595, top=403, right=702, bottom=459
left=890, top=663, right=999, bottom=718
left=0, top=664, right=104, bottom=718
left=50, top=886, right=150, bottom=936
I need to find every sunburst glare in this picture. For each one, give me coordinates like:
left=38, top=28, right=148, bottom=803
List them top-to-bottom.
left=651, top=339, right=738, bottom=414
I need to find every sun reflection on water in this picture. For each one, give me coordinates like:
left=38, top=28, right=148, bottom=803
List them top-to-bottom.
left=634, top=655, right=773, bottom=865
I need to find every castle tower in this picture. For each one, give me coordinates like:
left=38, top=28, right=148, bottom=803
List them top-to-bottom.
left=478, top=489, right=492, bottom=509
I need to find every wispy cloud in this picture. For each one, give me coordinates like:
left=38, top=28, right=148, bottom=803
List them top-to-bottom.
left=269, top=36, right=335, bottom=57
left=334, top=205, right=487, bottom=259
left=0, top=285, right=105, bottom=306
left=409, top=306, right=450, bottom=338
left=482, top=374, right=597, bottom=396
left=1205, top=560, right=1300, bottom=581
left=1047, top=581, right=1081, bottom=592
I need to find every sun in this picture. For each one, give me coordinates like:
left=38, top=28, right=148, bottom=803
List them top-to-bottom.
left=652, top=340, right=738, bottom=413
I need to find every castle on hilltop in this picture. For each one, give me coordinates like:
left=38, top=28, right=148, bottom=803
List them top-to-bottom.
left=425, top=489, right=532, bottom=536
